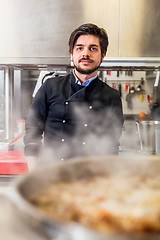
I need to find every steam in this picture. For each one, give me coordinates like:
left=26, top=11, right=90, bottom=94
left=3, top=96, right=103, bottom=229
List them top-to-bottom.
left=39, top=102, right=123, bottom=163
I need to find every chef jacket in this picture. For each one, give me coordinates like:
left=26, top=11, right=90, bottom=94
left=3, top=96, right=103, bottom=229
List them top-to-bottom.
left=24, top=72, right=124, bottom=161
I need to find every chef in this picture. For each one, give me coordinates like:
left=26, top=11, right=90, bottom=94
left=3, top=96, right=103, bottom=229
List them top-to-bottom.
left=24, top=23, right=124, bottom=170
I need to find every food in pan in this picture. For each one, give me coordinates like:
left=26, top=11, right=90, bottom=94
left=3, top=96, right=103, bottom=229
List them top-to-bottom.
left=29, top=173, right=160, bottom=233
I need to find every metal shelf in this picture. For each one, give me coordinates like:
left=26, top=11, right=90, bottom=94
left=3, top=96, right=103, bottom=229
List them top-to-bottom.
left=0, top=57, right=160, bottom=71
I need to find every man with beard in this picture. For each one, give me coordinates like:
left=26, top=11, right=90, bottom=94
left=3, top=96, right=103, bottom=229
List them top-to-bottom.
left=24, top=23, right=124, bottom=170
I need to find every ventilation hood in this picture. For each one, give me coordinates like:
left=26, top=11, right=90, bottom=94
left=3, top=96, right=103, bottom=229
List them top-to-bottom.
left=0, top=0, right=160, bottom=67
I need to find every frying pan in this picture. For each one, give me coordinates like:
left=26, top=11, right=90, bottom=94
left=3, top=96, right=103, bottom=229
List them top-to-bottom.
left=12, top=155, right=160, bottom=240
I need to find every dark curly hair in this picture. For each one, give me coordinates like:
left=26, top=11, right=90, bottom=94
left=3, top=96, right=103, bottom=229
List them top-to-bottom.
left=69, top=23, right=109, bottom=56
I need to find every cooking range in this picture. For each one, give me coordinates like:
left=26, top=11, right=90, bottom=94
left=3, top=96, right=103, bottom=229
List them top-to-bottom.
left=7, top=154, right=160, bottom=240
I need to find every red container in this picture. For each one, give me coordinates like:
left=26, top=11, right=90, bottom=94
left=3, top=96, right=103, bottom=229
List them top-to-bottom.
left=0, top=151, right=28, bottom=174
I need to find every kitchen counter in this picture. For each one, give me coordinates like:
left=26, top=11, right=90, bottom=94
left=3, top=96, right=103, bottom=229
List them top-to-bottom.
left=0, top=185, right=47, bottom=240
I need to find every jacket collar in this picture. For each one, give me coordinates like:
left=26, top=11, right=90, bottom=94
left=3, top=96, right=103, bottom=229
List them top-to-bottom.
left=68, top=72, right=100, bottom=101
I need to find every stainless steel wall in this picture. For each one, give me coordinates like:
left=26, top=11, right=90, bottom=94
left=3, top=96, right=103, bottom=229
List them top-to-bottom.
left=0, top=0, right=160, bottom=63
left=120, top=0, right=160, bottom=57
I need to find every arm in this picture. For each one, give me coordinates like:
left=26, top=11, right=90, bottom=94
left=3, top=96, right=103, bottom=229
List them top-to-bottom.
left=23, top=83, right=48, bottom=161
left=98, top=86, right=124, bottom=153
left=107, top=91, right=124, bottom=152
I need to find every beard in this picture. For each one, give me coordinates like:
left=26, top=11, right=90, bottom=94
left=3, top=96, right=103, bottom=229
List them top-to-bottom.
left=73, top=57, right=102, bottom=75
left=75, top=64, right=100, bottom=74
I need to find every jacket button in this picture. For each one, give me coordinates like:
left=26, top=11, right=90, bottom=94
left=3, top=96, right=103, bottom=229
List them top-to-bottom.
left=65, top=101, right=69, bottom=105
left=89, top=106, right=92, bottom=109
left=62, top=120, right=66, bottom=123
left=84, top=123, right=88, bottom=127
left=61, top=138, right=65, bottom=142
left=82, top=142, right=86, bottom=145
left=60, top=158, right=64, bottom=161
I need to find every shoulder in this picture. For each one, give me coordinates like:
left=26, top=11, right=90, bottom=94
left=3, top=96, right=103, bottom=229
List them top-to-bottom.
left=43, top=73, right=70, bottom=87
left=34, top=74, right=71, bottom=99
left=39, top=74, right=71, bottom=94
left=97, top=78, right=120, bottom=97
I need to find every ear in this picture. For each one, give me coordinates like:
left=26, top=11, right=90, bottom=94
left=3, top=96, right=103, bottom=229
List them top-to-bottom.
left=101, top=54, right=105, bottom=62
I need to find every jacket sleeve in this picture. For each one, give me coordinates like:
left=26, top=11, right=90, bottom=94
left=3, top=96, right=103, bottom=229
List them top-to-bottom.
left=23, top=83, right=48, bottom=156
left=95, top=85, right=124, bottom=153
left=105, top=91, right=124, bottom=152
left=111, top=91, right=124, bottom=128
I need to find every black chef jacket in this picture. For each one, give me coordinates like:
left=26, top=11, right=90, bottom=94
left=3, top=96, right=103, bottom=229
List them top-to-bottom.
left=24, top=72, right=124, bottom=161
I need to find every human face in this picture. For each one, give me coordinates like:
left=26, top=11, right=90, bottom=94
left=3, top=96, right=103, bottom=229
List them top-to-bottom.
left=71, top=34, right=104, bottom=77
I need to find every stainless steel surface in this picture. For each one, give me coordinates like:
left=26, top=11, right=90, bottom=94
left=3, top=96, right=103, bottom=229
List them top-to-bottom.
left=0, top=0, right=160, bottom=64
left=0, top=0, right=119, bottom=60
left=120, top=0, right=160, bottom=57
left=0, top=57, right=71, bottom=66
left=1, top=57, right=160, bottom=70
left=101, top=57, right=160, bottom=68
left=2, top=67, right=23, bottom=143
left=4, top=68, right=14, bottom=141
left=0, top=70, right=5, bottom=138
left=14, top=70, right=22, bottom=121
left=154, top=71, right=160, bottom=87
left=136, top=120, right=160, bottom=154
left=13, top=155, right=160, bottom=240
left=0, top=175, right=22, bottom=187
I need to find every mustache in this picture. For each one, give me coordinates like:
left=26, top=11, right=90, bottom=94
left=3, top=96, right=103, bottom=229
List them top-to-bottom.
left=79, top=57, right=94, bottom=63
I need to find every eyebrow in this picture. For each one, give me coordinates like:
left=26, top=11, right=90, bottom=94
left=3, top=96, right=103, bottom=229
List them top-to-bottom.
left=75, top=44, right=99, bottom=47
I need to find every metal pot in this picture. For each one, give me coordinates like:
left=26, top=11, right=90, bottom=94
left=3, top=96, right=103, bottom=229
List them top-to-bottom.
left=136, top=120, right=160, bottom=154
left=12, top=155, right=160, bottom=240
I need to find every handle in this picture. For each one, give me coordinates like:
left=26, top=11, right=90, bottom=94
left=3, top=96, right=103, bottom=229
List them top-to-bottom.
left=136, top=121, right=143, bottom=151
left=10, top=133, right=23, bottom=144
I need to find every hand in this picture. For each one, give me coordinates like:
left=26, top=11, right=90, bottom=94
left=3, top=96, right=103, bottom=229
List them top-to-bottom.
left=26, top=156, right=39, bottom=172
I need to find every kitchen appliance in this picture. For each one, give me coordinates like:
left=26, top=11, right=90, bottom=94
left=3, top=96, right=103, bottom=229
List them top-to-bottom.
left=136, top=120, right=160, bottom=155
left=11, top=155, right=160, bottom=240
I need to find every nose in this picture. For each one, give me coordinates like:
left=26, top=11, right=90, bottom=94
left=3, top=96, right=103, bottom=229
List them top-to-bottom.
left=82, top=47, right=90, bottom=57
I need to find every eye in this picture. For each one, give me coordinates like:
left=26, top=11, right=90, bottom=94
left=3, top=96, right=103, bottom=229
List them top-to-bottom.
left=76, top=46, right=83, bottom=51
left=90, top=47, right=98, bottom=51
